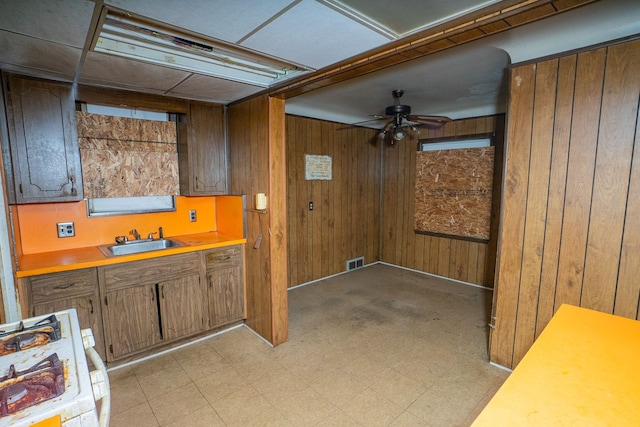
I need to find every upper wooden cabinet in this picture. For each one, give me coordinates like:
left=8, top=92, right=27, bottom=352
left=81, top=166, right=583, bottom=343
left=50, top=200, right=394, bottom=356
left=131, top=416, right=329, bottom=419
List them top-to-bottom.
left=2, top=73, right=83, bottom=203
left=178, top=101, right=228, bottom=195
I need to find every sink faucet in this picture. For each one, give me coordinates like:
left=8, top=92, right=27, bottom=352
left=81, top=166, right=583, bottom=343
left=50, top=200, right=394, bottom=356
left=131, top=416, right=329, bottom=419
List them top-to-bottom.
left=131, top=229, right=141, bottom=240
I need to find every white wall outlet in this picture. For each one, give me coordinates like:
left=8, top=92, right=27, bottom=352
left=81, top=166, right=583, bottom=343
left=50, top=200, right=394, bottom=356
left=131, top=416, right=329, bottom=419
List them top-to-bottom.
left=189, top=210, right=197, bottom=222
left=57, top=222, right=75, bottom=238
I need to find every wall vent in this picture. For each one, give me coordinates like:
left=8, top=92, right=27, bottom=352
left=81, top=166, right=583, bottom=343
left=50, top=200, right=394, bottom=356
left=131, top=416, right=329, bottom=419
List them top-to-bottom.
left=346, top=256, right=364, bottom=271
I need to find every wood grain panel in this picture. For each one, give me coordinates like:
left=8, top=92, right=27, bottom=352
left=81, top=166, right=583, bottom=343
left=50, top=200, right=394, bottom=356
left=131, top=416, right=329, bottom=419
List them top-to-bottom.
left=491, top=38, right=640, bottom=369
left=581, top=41, right=640, bottom=313
left=554, top=48, right=606, bottom=311
left=535, top=55, right=576, bottom=337
left=512, top=59, right=558, bottom=363
left=490, top=64, right=536, bottom=368
left=285, top=116, right=380, bottom=287
left=379, top=116, right=503, bottom=287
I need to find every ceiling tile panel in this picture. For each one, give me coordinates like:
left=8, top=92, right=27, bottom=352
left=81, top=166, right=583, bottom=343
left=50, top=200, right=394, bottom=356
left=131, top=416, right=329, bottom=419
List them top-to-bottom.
left=0, top=0, right=95, bottom=48
left=104, top=0, right=297, bottom=43
left=241, top=0, right=391, bottom=69
left=0, top=31, right=81, bottom=80
left=80, top=52, right=191, bottom=93
left=168, top=74, right=263, bottom=103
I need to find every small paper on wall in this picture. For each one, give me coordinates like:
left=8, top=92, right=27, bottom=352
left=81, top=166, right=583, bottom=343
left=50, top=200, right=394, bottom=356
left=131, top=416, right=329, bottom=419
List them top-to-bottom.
left=305, top=154, right=332, bottom=180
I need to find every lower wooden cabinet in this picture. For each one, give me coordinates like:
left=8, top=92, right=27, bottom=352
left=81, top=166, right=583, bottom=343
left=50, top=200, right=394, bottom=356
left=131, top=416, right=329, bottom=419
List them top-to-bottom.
left=22, top=245, right=245, bottom=363
left=204, top=245, right=245, bottom=327
left=100, top=252, right=207, bottom=361
left=25, top=268, right=106, bottom=359
left=159, top=274, right=209, bottom=341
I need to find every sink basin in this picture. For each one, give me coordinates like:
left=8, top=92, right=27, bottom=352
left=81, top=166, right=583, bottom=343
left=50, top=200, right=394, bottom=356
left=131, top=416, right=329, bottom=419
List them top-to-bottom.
left=99, top=239, right=182, bottom=257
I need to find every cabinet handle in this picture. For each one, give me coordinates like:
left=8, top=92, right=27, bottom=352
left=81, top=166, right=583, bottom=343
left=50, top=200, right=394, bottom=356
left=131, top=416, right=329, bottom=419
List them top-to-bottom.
left=218, top=277, right=222, bottom=294
left=53, top=283, right=75, bottom=290
left=161, top=285, right=165, bottom=299
left=89, top=298, right=94, bottom=314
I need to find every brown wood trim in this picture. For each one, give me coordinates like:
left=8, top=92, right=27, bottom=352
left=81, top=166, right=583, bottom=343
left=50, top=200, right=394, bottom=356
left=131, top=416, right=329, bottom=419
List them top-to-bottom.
left=247, top=0, right=597, bottom=102
left=76, top=85, right=191, bottom=113
left=268, top=97, right=288, bottom=345
left=414, top=229, right=489, bottom=244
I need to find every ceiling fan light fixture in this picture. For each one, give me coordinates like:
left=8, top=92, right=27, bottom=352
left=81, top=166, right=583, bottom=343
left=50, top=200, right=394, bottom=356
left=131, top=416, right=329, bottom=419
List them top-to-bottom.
left=392, top=127, right=406, bottom=141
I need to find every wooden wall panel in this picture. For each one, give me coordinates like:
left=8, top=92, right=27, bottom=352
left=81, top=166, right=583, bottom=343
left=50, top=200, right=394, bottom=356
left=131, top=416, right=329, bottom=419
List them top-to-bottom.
left=491, top=38, right=640, bottom=369
left=228, top=95, right=288, bottom=345
left=285, top=116, right=380, bottom=287
left=380, top=116, right=504, bottom=287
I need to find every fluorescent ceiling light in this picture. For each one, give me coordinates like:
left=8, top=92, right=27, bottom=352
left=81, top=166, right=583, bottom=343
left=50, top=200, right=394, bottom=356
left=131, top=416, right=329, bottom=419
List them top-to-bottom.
left=93, top=12, right=311, bottom=87
left=420, top=137, right=491, bottom=151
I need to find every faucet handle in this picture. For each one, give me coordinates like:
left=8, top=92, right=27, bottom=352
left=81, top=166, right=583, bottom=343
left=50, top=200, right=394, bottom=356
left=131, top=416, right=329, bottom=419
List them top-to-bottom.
left=147, top=231, right=158, bottom=240
left=115, top=235, right=128, bottom=244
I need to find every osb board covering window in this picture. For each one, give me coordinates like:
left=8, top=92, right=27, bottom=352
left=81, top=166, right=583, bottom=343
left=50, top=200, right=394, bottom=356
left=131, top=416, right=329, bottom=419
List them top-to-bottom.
left=76, top=112, right=179, bottom=198
left=415, top=147, right=494, bottom=240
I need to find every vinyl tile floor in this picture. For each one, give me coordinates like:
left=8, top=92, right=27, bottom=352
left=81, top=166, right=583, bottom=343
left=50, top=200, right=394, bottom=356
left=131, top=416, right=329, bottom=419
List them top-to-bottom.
left=107, top=264, right=510, bottom=426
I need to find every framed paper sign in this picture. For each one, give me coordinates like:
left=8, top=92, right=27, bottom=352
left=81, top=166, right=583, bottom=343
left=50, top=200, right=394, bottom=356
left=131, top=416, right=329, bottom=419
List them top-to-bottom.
left=305, top=154, right=332, bottom=180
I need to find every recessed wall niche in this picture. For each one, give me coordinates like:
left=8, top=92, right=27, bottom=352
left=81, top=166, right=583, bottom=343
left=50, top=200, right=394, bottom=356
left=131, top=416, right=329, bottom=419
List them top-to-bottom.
left=76, top=111, right=179, bottom=199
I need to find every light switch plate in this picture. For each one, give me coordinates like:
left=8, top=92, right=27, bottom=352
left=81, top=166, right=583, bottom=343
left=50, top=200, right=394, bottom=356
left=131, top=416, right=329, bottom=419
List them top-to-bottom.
left=189, top=210, right=197, bottom=222
left=57, top=222, right=75, bottom=238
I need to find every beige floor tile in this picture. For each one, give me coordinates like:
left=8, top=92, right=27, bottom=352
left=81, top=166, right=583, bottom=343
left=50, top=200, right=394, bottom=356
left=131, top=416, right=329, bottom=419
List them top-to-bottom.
left=177, top=350, right=232, bottom=381
left=132, top=353, right=179, bottom=379
left=137, top=363, right=192, bottom=400
left=194, top=364, right=249, bottom=403
left=107, top=366, right=137, bottom=389
left=251, top=366, right=309, bottom=397
left=308, top=366, right=369, bottom=408
left=369, top=368, right=428, bottom=408
left=109, top=379, right=147, bottom=416
left=147, top=382, right=209, bottom=425
left=210, top=384, right=276, bottom=426
left=266, top=386, right=339, bottom=426
left=341, top=387, right=404, bottom=427
left=109, top=402, right=159, bottom=427
left=160, top=404, right=226, bottom=427
left=243, top=406, right=293, bottom=426
left=315, top=409, right=361, bottom=426
left=389, top=410, right=430, bottom=426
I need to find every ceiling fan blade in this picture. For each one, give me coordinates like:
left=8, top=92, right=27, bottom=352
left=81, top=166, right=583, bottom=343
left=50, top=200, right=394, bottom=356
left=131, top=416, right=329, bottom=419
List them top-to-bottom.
left=407, top=114, right=451, bottom=124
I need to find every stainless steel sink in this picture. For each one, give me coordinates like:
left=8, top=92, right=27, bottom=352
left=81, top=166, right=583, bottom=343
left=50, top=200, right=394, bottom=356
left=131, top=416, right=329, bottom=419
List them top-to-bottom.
left=99, top=239, right=182, bottom=257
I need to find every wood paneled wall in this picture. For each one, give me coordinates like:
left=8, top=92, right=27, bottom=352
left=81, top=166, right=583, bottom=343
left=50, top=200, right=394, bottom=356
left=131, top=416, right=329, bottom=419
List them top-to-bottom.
left=491, top=38, right=640, bottom=369
left=228, top=95, right=288, bottom=345
left=285, top=116, right=380, bottom=287
left=380, top=116, right=504, bottom=287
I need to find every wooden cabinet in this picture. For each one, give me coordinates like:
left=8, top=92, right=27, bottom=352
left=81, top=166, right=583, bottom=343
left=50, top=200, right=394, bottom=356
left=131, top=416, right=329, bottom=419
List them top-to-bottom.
left=2, top=73, right=82, bottom=203
left=178, top=101, right=227, bottom=195
left=204, top=245, right=245, bottom=327
left=99, top=252, right=209, bottom=361
left=26, top=268, right=105, bottom=359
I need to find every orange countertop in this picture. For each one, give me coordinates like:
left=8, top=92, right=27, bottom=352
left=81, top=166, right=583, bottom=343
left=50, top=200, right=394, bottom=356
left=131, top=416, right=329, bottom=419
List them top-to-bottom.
left=17, top=232, right=246, bottom=277
left=472, top=304, right=640, bottom=426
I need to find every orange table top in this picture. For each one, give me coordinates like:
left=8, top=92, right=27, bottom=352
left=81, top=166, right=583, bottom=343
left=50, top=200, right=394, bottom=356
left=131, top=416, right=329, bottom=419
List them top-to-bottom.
left=17, top=231, right=246, bottom=277
left=472, top=304, right=640, bottom=426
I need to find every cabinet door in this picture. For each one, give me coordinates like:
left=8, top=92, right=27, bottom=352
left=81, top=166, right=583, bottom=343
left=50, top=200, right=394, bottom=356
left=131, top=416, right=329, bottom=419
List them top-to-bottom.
left=4, top=73, right=82, bottom=203
left=178, top=102, right=227, bottom=195
left=208, top=265, right=244, bottom=327
left=159, top=274, right=209, bottom=341
left=103, top=284, right=162, bottom=361
left=34, top=295, right=106, bottom=360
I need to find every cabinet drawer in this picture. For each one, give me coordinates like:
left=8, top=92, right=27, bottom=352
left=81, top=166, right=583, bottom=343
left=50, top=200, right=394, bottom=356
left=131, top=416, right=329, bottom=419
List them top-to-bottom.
left=205, top=246, right=242, bottom=270
left=102, top=252, right=200, bottom=289
left=30, top=268, right=98, bottom=303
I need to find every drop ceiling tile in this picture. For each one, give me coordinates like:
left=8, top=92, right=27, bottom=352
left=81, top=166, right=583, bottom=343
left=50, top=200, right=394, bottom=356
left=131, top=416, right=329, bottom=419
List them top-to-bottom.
left=0, top=0, right=95, bottom=48
left=104, top=0, right=296, bottom=43
left=242, top=0, right=391, bottom=69
left=332, top=0, right=501, bottom=36
left=0, top=31, right=81, bottom=80
left=80, top=52, right=191, bottom=93
left=168, top=74, right=263, bottom=103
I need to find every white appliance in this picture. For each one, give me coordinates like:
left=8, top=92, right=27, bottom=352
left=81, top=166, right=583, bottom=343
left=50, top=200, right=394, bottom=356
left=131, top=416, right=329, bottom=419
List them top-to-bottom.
left=0, top=309, right=110, bottom=426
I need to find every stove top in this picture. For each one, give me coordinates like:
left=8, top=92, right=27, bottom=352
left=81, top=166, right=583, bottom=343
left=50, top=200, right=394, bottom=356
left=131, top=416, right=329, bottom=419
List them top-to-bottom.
left=0, top=310, right=100, bottom=426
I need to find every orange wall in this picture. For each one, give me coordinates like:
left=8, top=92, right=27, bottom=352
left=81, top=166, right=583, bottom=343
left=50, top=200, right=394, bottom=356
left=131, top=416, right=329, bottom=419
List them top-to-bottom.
left=15, top=196, right=219, bottom=255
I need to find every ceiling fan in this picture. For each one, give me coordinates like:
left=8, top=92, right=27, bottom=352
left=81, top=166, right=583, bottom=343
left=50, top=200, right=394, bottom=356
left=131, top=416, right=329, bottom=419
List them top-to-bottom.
left=372, top=89, right=451, bottom=145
